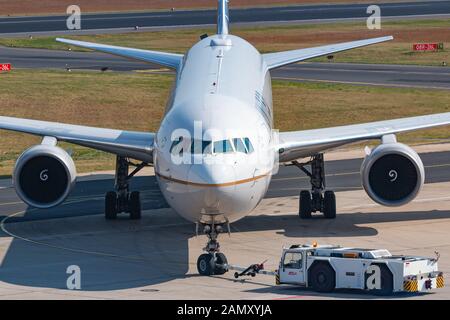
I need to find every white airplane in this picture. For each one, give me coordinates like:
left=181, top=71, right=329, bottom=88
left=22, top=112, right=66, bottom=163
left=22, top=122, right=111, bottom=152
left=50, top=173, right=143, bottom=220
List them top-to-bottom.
left=1, top=0, right=450, bottom=275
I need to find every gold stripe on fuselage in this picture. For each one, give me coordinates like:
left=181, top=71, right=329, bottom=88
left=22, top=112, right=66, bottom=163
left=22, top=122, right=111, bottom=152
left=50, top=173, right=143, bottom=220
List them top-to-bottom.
left=155, top=171, right=270, bottom=187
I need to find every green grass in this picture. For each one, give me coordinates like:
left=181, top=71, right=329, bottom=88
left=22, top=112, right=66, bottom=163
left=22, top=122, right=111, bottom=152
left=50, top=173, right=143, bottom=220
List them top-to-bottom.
left=0, top=69, right=449, bottom=176
left=0, top=69, right=172, bottom=175
left=273, top=81, right=450, bottom=139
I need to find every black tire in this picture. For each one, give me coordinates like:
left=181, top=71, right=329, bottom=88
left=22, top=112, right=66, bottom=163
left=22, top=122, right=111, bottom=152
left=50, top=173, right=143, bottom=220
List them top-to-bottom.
left=299, top=190, right=312, bottom=219
left=105, top=191, right=117, bottom=220
left=129, top=191, right=141, bottom=220
left=323, top=191, right=336, bottom=219
left=214, top=252, right=228, bottom=275
left=197, top=254, right=214, bottom=276
left=309, top=262, right=336, bottom=293
left=370, top=265, right=394, bottom=296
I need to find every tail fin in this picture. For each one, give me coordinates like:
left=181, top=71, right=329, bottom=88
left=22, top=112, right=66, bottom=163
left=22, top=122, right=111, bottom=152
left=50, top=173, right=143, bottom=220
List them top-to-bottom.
left=217, top=0, right=230, bottom=35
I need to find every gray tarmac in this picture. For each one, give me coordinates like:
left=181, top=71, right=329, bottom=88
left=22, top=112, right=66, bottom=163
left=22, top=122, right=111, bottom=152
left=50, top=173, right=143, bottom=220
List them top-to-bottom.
left=1, top=1, right=449, bottom=36
left=2, top=46, right=449, bottom=90
left=0, top=150, right=449, bottom=299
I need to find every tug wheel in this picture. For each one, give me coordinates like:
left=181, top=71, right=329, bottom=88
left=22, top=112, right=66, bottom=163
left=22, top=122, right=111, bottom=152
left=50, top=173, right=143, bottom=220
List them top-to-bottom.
left=309, top=262, right=335, bottom=293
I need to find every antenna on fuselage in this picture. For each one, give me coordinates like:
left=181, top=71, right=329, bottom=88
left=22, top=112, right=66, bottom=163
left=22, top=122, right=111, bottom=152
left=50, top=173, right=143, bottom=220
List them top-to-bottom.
left=217, top=0, right=230, bottom=35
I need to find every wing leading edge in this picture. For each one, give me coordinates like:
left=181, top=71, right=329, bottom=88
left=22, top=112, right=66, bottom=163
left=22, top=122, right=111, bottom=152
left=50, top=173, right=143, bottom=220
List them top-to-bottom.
left=263, top=36, right=393, bottom=70
left=56, top=38, right=183, bottom=70
left=277, top=112, right=450, bottom=162
left=0, top=116, right=155, bottom=163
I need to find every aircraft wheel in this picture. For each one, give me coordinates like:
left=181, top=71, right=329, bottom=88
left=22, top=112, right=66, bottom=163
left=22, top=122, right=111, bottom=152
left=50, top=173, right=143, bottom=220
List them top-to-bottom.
left=299, top=190, right=312, bottom=219
left=105, top=191, right=118, bottom=220
left=129, top=191, right=142, bottom=220
left=323, top=191, right=336, bottom=219
left=214, top=252, right=228, bottom=275
left=197, top=254, right=214, bottom=276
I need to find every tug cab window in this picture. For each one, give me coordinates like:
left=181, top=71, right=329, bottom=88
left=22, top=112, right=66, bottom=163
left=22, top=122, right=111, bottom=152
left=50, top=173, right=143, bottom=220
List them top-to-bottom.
left=283, top=252, right=303, bottom=269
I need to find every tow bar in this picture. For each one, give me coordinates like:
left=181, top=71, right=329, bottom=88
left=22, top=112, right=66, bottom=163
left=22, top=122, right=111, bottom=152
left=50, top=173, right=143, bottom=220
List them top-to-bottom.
left=225, top=260, right=277, bottom=279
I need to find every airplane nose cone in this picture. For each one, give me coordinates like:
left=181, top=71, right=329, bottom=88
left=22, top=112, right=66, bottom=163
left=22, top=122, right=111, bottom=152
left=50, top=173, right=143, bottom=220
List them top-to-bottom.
left=188, top=164, right=236, bottom=210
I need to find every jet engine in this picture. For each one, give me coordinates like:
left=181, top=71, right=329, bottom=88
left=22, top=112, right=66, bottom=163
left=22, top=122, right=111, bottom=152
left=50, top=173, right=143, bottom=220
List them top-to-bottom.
left=361, top=142, right=424, bottom=207
left=13, top=144, right=76, bottom=208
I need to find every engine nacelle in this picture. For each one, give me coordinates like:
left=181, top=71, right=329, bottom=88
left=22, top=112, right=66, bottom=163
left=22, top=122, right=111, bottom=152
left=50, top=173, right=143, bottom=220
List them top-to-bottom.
left=361, top=142, right=424, bottom=207
left=13, top=144, right=76, bottom=208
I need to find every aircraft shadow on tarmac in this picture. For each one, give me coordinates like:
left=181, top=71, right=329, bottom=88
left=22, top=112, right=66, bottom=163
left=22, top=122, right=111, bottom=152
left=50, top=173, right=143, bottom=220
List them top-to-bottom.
left=0, top=176, right=449, bottom=291
left=233, top=208, right=450, bottom=238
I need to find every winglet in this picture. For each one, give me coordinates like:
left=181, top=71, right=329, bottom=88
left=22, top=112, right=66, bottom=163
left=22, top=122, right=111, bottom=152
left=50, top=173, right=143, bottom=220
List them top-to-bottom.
left=217, top=0, right=230, bottom=35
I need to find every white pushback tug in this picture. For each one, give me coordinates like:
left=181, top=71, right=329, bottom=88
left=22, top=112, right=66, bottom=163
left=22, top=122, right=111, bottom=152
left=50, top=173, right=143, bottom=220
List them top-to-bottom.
left=228, top=244, right=444, bottom=296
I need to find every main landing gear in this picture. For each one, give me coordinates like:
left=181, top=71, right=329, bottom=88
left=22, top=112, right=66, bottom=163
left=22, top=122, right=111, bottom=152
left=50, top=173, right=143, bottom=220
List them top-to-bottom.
left=292, top=153, right=336, bottom=219
left=105, top=156, right=147, bottom=220
left=197, top=220, right=229, bottom=276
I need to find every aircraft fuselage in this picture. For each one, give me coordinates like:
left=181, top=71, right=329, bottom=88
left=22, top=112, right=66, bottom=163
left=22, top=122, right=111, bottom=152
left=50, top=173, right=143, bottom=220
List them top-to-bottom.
left=154, top=34, right=276, bottom=224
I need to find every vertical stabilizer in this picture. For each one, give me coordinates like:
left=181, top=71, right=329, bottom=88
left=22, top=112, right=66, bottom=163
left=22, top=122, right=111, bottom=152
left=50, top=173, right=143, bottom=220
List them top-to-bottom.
left=217, top=0, right=230, bottom=35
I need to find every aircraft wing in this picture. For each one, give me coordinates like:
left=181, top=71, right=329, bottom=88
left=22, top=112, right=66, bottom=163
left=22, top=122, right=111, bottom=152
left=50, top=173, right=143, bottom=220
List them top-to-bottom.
left=263, top=36, right=393, bottom=70
left=56, top=38, right=183, bottom=70
left=277, top=113, right=450, bottom=162
left=0, top=116, right=155, bottom=163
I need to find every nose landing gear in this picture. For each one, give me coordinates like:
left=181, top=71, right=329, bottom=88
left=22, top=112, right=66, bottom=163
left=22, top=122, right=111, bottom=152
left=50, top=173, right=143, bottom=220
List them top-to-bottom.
left=197, top=222, right=229, bottom=276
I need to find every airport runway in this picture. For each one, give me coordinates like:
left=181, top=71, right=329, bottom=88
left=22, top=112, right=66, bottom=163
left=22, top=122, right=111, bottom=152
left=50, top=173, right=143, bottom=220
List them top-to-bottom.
left=0, top=1, right=449, bottom=36
left=2, top=46, right=449, bottom=89
left=276, top=63, right=450, bottom=90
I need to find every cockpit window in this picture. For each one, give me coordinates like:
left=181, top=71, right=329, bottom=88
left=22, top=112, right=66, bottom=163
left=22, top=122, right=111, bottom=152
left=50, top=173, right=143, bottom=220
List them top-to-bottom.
left=170, top=137, right=254, bottom=155
left=170, top=137, right=184, bottom=156
left=244, top=137, right=254, bottom=153
left=233, top=138, right=247, bottom=153
left=191, top=139, right=212, bottom=154
left=213, top=139, right=234, bottom=154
